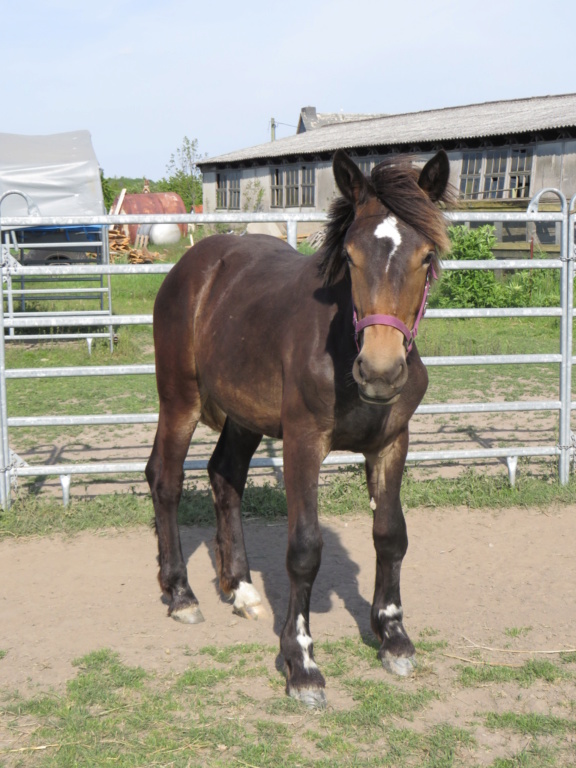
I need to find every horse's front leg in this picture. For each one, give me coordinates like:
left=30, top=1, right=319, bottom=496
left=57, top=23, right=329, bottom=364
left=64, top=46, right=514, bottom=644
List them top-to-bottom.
left=281, top=426, right=328, bottom=709
left=365, top=428, right=416, bottom=676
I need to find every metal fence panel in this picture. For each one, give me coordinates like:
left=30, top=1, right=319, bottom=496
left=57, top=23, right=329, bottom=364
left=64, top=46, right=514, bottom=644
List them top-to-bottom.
left=0, top=195, right=574, bottom=507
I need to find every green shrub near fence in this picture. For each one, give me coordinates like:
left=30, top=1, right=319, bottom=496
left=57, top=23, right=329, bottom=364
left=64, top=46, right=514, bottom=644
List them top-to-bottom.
left=430, top=225, right=561, bottom=310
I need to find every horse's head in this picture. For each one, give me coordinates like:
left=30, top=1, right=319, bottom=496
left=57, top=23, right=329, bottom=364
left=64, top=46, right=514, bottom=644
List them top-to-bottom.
left=323, top=149, right=451, bottom=405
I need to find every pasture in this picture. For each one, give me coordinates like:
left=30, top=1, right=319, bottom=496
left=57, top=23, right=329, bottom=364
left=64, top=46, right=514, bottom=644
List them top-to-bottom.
left=1, top=234, right=575, bottom=766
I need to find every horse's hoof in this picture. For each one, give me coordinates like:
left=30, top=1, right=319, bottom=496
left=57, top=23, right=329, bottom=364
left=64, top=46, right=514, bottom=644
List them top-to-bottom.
left=232, top=582, right=265, bottom=621
left=233, top=602, right=266, bottom=621
left=171, top=604, right=205, bottom=624
left=381, top=652, right=416, bottom=677
left=288, top=686, right=327, bottom=710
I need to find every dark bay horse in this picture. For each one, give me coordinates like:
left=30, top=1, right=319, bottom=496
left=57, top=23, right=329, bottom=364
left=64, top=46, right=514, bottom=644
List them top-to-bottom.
left=146, top=149, right=451, bottom=708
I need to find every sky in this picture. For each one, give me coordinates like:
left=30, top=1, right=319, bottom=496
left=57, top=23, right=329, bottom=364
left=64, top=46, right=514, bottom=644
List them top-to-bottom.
left=1, top=0, right=575, bottom=181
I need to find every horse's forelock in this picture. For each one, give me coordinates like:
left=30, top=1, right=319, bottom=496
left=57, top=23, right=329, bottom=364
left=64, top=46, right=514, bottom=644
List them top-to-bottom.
left=318, top=156, right=453, bottom=286
left=318, top=197, right=354, bottom=285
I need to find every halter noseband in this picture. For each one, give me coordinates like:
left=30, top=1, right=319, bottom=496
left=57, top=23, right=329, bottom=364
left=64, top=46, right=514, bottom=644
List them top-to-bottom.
left=353, top=264, right=437, bottom=354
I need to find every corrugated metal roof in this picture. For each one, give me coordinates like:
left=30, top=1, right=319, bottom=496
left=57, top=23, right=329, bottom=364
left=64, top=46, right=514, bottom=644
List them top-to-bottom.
left=201, top=93, right=576, bottom=167
left=298, top=106, right=386, bottom=132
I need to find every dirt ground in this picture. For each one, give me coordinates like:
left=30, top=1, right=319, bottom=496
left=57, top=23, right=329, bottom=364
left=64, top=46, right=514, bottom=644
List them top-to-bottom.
left=1, top=504, right=575, bottom=696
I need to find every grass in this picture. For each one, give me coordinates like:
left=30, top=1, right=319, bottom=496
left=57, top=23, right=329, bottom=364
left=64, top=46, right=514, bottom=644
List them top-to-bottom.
left=1, top=234, right=576, bottom=520
left=2, top=457, right=576, bottom=538
left=2, top=463, right=576, bottom=538
left=1, top=636, right=574, bottom=767
left=458, top=658, right=568, bottom=687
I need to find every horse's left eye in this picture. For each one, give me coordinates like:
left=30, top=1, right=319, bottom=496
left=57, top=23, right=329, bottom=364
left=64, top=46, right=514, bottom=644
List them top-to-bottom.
left=423, top=251, right=434, bottom=265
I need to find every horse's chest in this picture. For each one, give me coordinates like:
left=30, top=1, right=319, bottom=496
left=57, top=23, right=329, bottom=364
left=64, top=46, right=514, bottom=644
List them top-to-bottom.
left=332, top=406, right=394, bottom=453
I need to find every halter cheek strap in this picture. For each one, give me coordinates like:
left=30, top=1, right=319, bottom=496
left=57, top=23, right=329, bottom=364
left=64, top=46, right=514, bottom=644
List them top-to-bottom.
left=353, top=264, right=437, bottom=354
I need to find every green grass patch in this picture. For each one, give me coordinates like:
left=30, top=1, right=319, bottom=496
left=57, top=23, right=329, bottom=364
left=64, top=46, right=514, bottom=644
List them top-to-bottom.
left=2, top=463, right=576, bottom=539
left=2, top=636, right=575, bottom=768
left=458, top=659, right=567, bottom=687
left=325, top=678, right=437, bottom=730
left=485, top=711, right=576, bottom=736
left=489, top=745, right=561, bottom=768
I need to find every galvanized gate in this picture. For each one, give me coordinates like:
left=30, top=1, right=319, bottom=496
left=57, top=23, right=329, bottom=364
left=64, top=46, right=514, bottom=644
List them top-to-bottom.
left=0, top=196, right=574, bottom=508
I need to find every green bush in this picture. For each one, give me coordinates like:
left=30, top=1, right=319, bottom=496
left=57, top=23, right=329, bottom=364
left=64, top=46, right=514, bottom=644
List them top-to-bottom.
left=431, top=225, right=561, bottom=309
left=431, top=225, right=500, bottom=308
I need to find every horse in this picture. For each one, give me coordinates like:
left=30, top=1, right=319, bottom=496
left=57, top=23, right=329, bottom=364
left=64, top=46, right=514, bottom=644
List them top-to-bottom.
left=145, top=149, right=452, bottom=708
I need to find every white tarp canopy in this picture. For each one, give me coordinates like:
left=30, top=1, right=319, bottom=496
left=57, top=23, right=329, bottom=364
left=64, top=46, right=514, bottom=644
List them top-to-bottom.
left=0, top=130, right=105, bottom=220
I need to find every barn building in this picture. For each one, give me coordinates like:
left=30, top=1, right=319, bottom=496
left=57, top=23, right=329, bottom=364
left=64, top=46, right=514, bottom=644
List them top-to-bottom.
left=198, top=93, right=576, bottom=250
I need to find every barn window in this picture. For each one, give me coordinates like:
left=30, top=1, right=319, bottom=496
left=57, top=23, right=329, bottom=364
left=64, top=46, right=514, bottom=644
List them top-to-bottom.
left=460, top=149, right=533, bottom=200
left=509, top=149, right=533, bottom=199
left=483, top=150, right=507, bottom=198
left=459, top=152, right=483, bottom=199
left=270, top=165, right=316, bottom=208
left=301, top=166, right=315, bottom=206
left=271, top=168, right=284, bottom=207
left=285, top=168, right=300, bottom=207
left=216, top=172, right=240, bottom=210
left=216, top=174, right=227, bottom=209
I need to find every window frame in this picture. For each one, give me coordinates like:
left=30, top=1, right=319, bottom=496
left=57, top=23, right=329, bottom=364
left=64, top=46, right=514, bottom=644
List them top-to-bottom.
left=459, top=148, right=533, bottom=201
left=270, top=164, right=316, bottom=208
left=215, top=172, right=241, bottom=210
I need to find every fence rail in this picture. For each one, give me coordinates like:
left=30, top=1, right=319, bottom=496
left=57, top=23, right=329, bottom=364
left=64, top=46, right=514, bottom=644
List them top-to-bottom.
left=0, top=191, right=575, bottom=507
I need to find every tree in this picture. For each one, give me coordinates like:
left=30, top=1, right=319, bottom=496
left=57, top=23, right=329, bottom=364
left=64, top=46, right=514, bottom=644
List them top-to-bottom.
left=158, top=136, right=204, bottom=211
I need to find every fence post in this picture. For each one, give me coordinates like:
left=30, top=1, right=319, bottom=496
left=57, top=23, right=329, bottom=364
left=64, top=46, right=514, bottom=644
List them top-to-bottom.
left=567, top=194, right=576, bottom=478
left=558, top=197, right=572, bottom=484
left=286, top=219, right=298, bottom=249
left=0, top=258, right=11, bottom=508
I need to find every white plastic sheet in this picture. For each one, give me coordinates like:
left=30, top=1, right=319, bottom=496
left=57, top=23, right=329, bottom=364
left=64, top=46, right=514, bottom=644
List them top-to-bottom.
left=0, top=130, right=105, bottom=219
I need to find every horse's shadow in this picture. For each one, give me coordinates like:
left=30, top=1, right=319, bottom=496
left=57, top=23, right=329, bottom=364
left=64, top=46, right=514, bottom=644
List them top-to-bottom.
left=177, top=516, right=373, bottom=642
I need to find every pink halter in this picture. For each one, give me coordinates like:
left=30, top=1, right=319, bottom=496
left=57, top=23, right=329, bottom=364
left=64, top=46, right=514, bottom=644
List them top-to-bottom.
left=353, top=264, right=437, bottom=354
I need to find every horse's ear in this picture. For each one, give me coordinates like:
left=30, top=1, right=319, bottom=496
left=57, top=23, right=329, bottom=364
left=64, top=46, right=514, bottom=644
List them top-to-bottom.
left=333, top=150, right=371, bottom=206
left=418, top=150, right=450, bottom=202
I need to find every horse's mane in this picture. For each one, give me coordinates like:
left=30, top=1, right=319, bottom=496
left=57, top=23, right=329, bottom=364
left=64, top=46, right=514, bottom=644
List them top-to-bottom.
left=319, top=156, right=454, bottom=285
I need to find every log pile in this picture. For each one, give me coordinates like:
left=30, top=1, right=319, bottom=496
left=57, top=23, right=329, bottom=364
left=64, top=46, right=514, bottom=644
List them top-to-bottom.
left=108, top=227, right=164, bottom=264
left=303, top=229, right=326, bottom=250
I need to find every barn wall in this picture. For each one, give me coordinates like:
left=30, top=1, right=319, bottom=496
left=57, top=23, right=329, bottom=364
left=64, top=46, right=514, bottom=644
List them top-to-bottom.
left=201, top=142, right=576, bottom=220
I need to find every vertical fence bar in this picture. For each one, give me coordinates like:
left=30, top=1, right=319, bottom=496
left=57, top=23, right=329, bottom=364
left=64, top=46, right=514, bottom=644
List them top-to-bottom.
left=528, top=190, right=571, bottom=484
left=569, top=194, right=576, bottom=475
left=558, top=197, right=572, bottom=484
left=286, top=219, right=298, bottom=249
left=0, top=258, right=10, bottom=508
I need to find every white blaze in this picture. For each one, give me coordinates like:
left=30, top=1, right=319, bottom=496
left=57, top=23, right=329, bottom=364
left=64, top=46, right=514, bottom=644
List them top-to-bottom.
left=374, top=216, right=402, bottom=272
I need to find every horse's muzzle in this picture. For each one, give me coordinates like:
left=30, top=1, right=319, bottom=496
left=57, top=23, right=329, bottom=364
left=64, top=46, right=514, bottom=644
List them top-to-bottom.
left=352, top=352, right=408, bottom=405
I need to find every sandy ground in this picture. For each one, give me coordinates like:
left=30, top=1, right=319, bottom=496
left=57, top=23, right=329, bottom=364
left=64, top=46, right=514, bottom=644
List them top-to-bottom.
left=1, top=504, right=575, bottom=694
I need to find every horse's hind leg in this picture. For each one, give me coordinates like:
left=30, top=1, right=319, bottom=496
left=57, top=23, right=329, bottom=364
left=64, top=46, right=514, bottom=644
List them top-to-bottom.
left=146, top=392, right=204, bottom=624
left=208, top=418, right=265, bottom=619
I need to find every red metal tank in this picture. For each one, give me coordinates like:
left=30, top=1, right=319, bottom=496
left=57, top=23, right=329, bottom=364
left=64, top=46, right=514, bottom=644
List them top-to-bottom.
left=112, top=192, right=188, bottom=243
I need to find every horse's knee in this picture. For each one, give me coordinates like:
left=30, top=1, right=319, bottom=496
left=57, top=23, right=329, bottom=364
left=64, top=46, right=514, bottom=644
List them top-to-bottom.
left=145, top=449, right=159, bottom=489
left=373, top=519, right=408, bottom=560
left=287, top=525, right=323, bottom=580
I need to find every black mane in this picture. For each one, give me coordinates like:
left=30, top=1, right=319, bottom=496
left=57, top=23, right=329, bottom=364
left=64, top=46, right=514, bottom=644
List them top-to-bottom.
left=318, top=155, right=453, bottom=285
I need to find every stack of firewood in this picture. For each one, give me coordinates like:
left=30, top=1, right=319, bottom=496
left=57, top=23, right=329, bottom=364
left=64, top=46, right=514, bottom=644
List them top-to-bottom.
left=108, top=227, right=164, bottom=264
left=108, top=227, right=132, bottom=260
